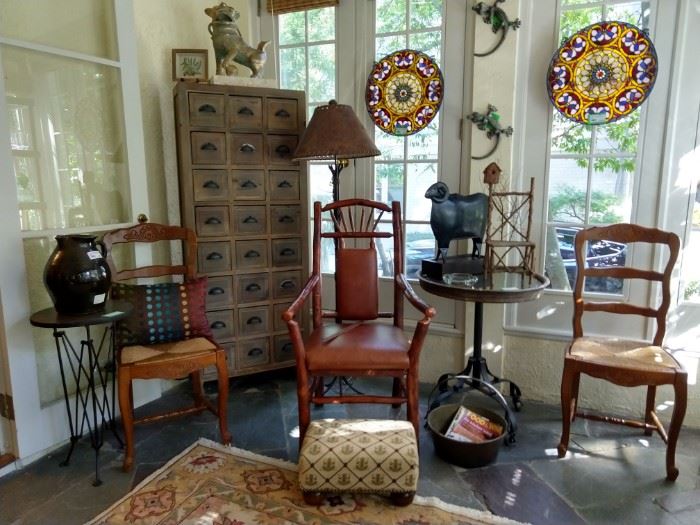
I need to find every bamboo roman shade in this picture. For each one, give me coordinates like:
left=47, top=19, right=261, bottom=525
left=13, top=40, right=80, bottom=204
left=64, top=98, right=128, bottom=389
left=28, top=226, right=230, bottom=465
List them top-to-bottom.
left=267, top=0, right=338, bottom=15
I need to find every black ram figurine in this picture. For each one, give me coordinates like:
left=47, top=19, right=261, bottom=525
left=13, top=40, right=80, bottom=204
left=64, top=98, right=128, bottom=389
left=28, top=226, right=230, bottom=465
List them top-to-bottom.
left=424, top=182, right=488, bottom=261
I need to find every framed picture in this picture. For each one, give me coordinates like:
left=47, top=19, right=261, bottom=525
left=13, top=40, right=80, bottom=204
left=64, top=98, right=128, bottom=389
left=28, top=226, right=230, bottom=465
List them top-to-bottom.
left=172, top=49, right=208, bottom=81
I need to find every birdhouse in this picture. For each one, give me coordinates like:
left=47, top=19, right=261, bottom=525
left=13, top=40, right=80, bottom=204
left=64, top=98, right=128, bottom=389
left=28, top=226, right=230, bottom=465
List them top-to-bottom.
left=483, top=162, right=502, bottom=185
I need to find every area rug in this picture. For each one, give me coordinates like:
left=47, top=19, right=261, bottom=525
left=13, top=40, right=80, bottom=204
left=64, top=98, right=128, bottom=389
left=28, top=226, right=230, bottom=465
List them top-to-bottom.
left=87, top=438, right=525, bottom=525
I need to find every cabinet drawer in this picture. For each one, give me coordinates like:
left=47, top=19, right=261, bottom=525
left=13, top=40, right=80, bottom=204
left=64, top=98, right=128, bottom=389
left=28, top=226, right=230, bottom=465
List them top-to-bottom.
left=189, top=93, right=225, bottom=127
left=228, top=95, right=263, bottom=130
left=266, top=98, right=298, bottom=131
left=191, top=132, right=226, bottom=165
left=230, top=133, right=264, bottom=165
left=267, top=135, right=298, bottom=165
left=193, top=170, right=229, bottom=202
left=231, top=170, right=265, bottom=200
left=269, top=171, right=300, bottom=201
left=233, top=205, right=267, bottom=235
left=270, top=205, right=302, bottom=235
left=195, top=206, right=230, bottom=237
left=272, top=238, right=302, bottom=267
left=235, top=239, right=269, bottom=270
left=197, top=241, right=232, bottom=273
left=272, top=270, right=302, bottom=299
left=236, top=273, right=269, bottom=303
left=205, top=276, right=233, bottom=309
left=272, top=302, right=291, bottom=331
left=238, top=306, right=269, bottom=337
left=207, top=309, right=235, bottom=340
left=273, top=335, right=295, bottom=363
left=237, top=338, right=270, bottom=369
left=203, top=342, right=235, bottom=380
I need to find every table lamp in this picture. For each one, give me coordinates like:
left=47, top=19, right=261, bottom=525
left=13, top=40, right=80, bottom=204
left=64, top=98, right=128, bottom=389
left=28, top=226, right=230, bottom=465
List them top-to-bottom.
left=293, top=100, right=380, bottom=201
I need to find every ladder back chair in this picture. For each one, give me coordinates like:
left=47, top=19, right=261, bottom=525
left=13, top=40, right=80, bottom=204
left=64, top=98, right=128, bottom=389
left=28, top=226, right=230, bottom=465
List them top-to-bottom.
left=283, top=199, right=436, bottom=442
left=102, top=221, right=231, bottom=471
left=557, top=223, right=687, bottom=481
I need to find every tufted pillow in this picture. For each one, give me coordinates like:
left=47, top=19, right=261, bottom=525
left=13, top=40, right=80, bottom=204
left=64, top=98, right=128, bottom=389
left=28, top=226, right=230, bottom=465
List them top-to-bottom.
left=111, top=277, right=212, bottom=348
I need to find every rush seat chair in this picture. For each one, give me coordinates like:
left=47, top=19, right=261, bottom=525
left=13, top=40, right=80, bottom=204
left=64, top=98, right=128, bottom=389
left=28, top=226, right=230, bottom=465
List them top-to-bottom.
left=283, top=199, right=436, bottom=442
left=102, top=221, right=231, bottom=471
left=557, top=223, right=687, bottom=481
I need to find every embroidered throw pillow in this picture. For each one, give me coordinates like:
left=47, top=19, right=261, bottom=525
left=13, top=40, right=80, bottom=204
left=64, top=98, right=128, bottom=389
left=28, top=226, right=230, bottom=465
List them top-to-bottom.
left=111, top=277, right=212, bottom=347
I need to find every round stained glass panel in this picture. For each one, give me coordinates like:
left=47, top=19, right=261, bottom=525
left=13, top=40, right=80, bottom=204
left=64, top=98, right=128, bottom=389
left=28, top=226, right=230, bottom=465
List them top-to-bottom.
left=547, top=21, right=657, bottom=125
left=366, top=49, right=444, bottom=136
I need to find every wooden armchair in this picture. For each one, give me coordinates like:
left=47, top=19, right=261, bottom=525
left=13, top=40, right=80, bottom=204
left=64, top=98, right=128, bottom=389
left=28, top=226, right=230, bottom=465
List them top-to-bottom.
left=283, top=199, right=436, bottom=441
left=102, top=222, right=231, bottom=471
left=557, top=224, right=687, bottom=481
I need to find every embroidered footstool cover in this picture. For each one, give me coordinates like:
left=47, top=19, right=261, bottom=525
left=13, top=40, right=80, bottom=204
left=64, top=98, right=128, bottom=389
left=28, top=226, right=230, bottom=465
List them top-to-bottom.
left=298, top=419, right=419, bottom=506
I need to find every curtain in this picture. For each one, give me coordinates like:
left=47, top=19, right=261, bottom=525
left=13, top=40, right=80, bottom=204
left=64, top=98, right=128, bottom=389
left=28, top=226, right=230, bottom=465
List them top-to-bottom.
left=266, top=0, right=338, bottom=15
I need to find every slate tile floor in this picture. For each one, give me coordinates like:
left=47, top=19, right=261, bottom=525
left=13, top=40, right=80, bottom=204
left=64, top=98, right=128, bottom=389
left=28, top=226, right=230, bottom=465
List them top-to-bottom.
left=1, top=370, right=699, bottom=525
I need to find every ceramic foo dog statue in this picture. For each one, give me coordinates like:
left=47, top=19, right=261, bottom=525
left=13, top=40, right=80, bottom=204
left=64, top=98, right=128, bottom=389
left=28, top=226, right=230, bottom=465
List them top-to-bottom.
left=205, top=2, right=269, bottom=78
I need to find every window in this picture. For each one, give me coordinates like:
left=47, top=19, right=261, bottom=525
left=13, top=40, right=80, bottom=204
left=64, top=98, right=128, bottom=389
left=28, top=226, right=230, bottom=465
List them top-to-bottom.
left=544, top=0, right=650, bottom=294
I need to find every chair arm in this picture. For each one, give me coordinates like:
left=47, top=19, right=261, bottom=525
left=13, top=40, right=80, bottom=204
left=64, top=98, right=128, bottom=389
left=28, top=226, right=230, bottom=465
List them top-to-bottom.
left=282, top=273, right=320, bottom=322
left=396, top=274, right=436, bottom=319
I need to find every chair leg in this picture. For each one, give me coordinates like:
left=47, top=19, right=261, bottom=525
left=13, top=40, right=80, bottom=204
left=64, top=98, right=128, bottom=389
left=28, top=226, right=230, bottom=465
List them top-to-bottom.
left=215, top=352, right=232, bottom=445
left=558, top=362, right=579, bottom=458
left=118, top=368, right=134, bottom=472
left=191, top=370, right=205, bottom=407
left=406, top=373, right=419, bottom=438
left=666, top=375, right=687, bottom=481
left=298, top=376, right=312, bottom=445
left=644, top=385, right=657, bottom=436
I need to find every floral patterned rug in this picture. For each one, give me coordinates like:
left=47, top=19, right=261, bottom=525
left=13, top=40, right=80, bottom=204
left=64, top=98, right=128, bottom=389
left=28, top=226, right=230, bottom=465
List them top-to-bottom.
left=87, top=438, right=525, bottom=525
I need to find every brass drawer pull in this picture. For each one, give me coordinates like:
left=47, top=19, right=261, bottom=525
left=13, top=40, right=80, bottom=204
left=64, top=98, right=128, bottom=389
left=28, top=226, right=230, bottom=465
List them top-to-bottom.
left=198, top=104, right=217, bottom=113
left=238, top=106, right=254, bottom=116
left=275, top=109, right=291, bottom=118
left=201, top=142, right=218, bottom=151
left=240, top=143, right=256, bottom=153
left=275, top=144, right=291, bottom=155
left=202, top=180, right=220, bottom=189
left=240, top=180, right=258, bottom=189
left=277, top=180, right=293, bottom=188
left=242, top=215, right=258, bottom=224
left=278, top=215, right=294, bottom=223
left=205, top=217, right=222, bottom=225
left=279, top=248, right=295, bottom=256
left=244, top=250, right=260, bottom=258
left=206, top=252, right=223, bottom=260
left=280, top=279, right=295, bottom=289
left=245, top=283, right=261, bottom=292
left=208, top=287, right=225, bottom=295
left=246, top=316, right=263, bottom=325
left=211, top=320, right=227, bottom=329
left=248, top=347, right=263, bottom=357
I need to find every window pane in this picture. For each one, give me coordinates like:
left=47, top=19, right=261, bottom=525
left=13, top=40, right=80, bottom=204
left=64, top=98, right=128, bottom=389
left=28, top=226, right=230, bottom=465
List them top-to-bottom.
left=0, top=0, right=118, bottom=60
left=376, top=0, right=407, bottom=34
left=410, top=0, right=442, bottom=30
left=605, top=2, right=644, bottom=25
left=308, top=7, right=335, bottom=41
left=560, top=7, right=602, bottom=41
left=279, top=11, right=306, bottom=45
left=409, top=31, right=441, bottom=62
left=376, top=35, right=407, bottom=60
left=308, top=44, right=335, bottom=104
left=4, top=46, right=130, bottom=231
left=280, top=47, right=306, bottom=91
left=551, top=110, right=592, bottom=154
left=594, top=113, right=639, bottom=154
left=407, top=116, right=439, bottom=159
left=376, top=131, right=405, bottom=161
left=548, top=159, right=589, bottom=223
left=406, top=162, right=437, bottom=221
left=309, top=163, right=333, bottom=206
left=375, top=163, right=404, bottom=208
left=588, top=166, right=633, bottom=223
left=682, top=187, right=700, bottom=302
left=320, top=220, right=335, bottom=274
left=376, top=222, right=395, bottom=278
left=405, top=223, right=434, bottom=278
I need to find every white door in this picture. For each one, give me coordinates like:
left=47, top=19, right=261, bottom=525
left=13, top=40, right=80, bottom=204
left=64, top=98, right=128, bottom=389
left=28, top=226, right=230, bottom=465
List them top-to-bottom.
left=0, top=0, right=149, bottom=461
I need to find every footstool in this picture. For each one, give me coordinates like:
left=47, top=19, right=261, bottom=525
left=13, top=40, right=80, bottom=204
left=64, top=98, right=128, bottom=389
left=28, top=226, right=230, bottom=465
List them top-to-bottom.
left=298, top=419, right=419, bottom=506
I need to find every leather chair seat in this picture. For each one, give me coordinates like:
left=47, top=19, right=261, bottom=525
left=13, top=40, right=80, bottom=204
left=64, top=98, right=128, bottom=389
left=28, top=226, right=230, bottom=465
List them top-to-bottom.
left=306, top=323, right=410, bottom=371
left=121, top=337, right=218, bottom=365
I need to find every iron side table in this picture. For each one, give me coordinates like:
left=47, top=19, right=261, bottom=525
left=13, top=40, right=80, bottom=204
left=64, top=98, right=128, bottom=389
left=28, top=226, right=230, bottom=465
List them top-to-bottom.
left=419, top=258, right=549, bottom=421
left=30, top=300, right=131, bottom=486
